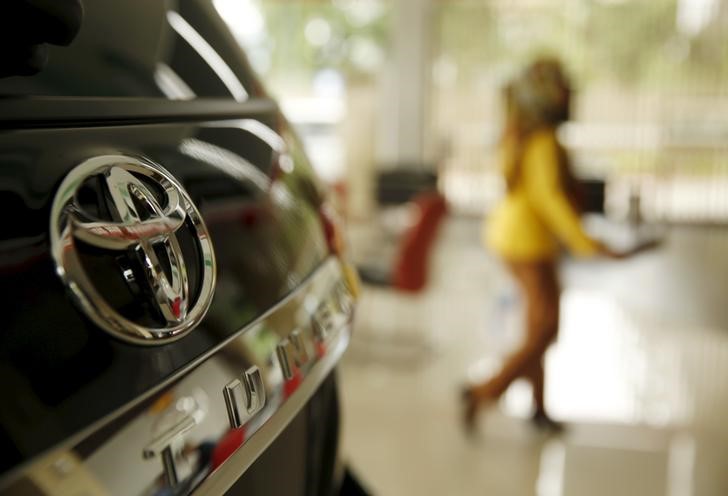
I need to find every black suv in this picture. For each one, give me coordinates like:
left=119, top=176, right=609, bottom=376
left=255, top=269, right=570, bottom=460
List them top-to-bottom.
left=0, top=1, right=357, bottom=495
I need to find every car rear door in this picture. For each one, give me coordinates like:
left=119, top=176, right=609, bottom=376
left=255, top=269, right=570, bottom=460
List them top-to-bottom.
left=0, top=1, right=353, bottom=495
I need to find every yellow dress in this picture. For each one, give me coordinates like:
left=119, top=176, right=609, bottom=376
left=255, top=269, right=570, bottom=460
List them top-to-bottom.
left=484, top=129, right=598, bottom=261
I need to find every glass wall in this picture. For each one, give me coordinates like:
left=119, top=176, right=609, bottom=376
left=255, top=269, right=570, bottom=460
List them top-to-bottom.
left=215, top=0, right=390, bottom=189
left=218, top=0, right=728, bottom=224
left=433, top=0, right=728, bottom=222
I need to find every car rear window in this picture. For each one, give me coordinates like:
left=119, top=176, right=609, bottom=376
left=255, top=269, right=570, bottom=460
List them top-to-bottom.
left=0, top=0, right=262, bottom=100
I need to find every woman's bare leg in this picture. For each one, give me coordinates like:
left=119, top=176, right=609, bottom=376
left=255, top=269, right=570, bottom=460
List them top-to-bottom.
left=469, top=261, right=559, bottom=407
left=523, top=359, right=545, bottom=414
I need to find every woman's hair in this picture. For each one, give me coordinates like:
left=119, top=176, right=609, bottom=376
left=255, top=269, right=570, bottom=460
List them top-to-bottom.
left=502, top=57, right=571, bottom=190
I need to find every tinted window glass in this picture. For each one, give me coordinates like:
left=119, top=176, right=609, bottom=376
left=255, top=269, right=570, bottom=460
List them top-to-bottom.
left=0, top=0, right=261, bottom=99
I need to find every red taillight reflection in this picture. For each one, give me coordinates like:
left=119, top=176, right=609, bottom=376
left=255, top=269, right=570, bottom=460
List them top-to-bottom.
left=318, top=204, right=342, bottom=255
left=211, top=427, right=246, bottom=470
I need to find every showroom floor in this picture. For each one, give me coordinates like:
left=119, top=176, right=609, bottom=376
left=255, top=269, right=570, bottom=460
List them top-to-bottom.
left=340, top=216, right=728, bottom=496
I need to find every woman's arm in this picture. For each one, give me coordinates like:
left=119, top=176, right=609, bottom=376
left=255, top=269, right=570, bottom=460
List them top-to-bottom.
left=524, top=131, right=600, bottom=257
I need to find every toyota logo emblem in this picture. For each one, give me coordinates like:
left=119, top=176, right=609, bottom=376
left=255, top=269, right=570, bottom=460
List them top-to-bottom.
left=50, top=155, right=216, bottom=345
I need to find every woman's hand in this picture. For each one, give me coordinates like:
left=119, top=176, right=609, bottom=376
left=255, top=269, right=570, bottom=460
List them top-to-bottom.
left=599, top=239, right=662, bottom=260
left=599, top=245, right=629, bottom=260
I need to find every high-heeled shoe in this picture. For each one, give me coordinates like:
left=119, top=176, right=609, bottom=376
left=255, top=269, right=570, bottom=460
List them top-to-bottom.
left=460, top=387, right=479, bottom=435
left=531, top=410, right=564, bottom=433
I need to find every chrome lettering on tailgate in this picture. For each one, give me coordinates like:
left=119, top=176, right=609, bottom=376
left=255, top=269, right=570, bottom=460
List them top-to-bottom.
left=223, top=366, right=266, bottom=429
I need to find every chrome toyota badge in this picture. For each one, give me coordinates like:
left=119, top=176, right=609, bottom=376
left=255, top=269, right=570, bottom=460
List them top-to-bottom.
left=50, top=155, right=216, bottom=345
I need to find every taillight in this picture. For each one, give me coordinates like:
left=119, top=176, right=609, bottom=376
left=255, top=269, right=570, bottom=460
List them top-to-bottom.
left=319, top=203, right=343, bottom=255
left=319, top=203, right=360, bottom=299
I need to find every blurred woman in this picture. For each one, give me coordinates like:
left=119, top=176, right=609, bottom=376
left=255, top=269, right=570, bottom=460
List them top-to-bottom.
left=463, top=58, right=626, bottom=431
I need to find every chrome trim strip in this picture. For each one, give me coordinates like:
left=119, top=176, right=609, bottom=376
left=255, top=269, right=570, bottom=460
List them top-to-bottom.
left=0, top=256, right=351, bottom=493
left=193, top=319, right=350, bottom=495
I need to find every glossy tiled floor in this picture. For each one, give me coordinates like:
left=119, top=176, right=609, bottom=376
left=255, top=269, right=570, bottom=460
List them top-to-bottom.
left=340, top=216, right=728, bottom=496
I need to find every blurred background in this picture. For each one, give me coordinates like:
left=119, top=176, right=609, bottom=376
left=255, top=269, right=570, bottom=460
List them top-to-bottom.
left=218, top=0, right=728, bottom=494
